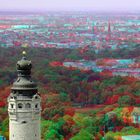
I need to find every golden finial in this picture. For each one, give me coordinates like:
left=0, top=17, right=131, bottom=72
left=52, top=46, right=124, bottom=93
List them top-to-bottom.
left=22, top=51, right=27, bottom=56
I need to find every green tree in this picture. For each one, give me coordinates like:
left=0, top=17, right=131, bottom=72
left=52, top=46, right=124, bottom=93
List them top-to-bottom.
left=59, top=92, right=70, bottom=102
left=118, top=95, right=135, bottom=107
left=70, top=129, right=93, bottom=140
left=104, top=132, right=115, bottom=140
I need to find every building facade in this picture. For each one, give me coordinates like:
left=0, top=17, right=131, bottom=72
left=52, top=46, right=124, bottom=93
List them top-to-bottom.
left=8, top=56, right=41, bottom=140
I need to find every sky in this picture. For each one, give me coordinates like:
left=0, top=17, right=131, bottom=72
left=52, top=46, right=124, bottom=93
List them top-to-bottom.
left=0, top=0, right=140, bottom=12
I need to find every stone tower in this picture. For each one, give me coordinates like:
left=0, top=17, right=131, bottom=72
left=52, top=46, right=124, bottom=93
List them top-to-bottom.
left=8, top=55, right=41, bottom=140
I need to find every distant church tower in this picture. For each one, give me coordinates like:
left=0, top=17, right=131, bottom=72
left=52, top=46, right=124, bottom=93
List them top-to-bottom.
left=108, top=22, right=111, bottom=40
left=8, top=54, right=41, bottom=140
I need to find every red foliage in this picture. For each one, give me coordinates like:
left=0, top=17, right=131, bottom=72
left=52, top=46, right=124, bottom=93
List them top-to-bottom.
left=49, top=61, right=63, bottom=67
left=100, top=70, right=113, bottom=77
left=123, top=76, right=138, bottom=84
left=0, top=86, right=10, bottom=107
left=40, top=94, right=47, bottom=110
left=105, top=95, right=120, bottom=105
left=136, top=99, right=140, bottom=104
left=0, top=101, right=5, bottom=107
left=127, top=106, right=134, bottom=112
left=64, top=108, right=75, bottom=117
left=52, top=114, right=61, bottom=121
left=115, top=126, right=123, bottom=131
left=99, top=130, right=104, bottom=136
left=64, top=133, right=73, bottom=140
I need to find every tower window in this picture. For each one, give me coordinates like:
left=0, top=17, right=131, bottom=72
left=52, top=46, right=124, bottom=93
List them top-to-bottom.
left=35, top=96, right=38, bottom=99
left=18, top=103, right=23, bottom=109
left=25, top=103, right=31, bottom=108
left=10, top=104, right=14, bottom=108
left=35, top=104, right=38, bottom=109
left=21, top=121, right=27, bottom=124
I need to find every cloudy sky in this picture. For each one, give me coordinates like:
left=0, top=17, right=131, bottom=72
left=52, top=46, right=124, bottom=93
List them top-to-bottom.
left=0, top=0, right=140, bottom=12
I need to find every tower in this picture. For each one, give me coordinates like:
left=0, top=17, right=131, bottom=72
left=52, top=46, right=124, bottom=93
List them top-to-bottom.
left=108, top=22, right=111, bottom=40
left=108, top=22, right=111, bottom=33
left=8, top=55, right=41, bottom=140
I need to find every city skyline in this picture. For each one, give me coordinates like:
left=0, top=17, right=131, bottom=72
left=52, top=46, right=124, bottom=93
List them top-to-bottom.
left=0, top=0, right=140, bottom=12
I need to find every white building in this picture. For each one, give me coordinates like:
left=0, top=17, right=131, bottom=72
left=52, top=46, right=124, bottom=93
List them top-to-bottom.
left=8, top=56, right=41, bottom=140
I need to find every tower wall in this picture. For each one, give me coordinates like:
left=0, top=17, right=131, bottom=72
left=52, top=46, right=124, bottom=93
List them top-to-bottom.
left=8, top=94, right=41, bottom=140
left=10, top=120, right=40, bottom=140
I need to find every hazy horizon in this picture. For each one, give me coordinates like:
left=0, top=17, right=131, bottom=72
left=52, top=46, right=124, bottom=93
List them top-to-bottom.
left=0, top=0, right=140, bottom=12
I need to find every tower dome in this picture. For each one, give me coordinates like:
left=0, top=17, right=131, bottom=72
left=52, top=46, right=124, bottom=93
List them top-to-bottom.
left=11, top=56, right=37, bottom=97
left=17, top=56, right=32, bottom=74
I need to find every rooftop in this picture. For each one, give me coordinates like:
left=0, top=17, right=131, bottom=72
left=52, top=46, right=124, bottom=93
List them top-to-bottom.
left=122, top=135, right=140, bottom=140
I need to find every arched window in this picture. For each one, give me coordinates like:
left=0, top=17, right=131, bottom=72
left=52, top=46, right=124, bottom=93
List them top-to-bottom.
left=34, top=95, right=39, bottom=99
left=35, top=96, right=38, bottom=99
left=18, top=103, right=23, bottom=109
left=25, top=103, right=31, bottom=109
left=35, top=104, right=38, bottom=109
